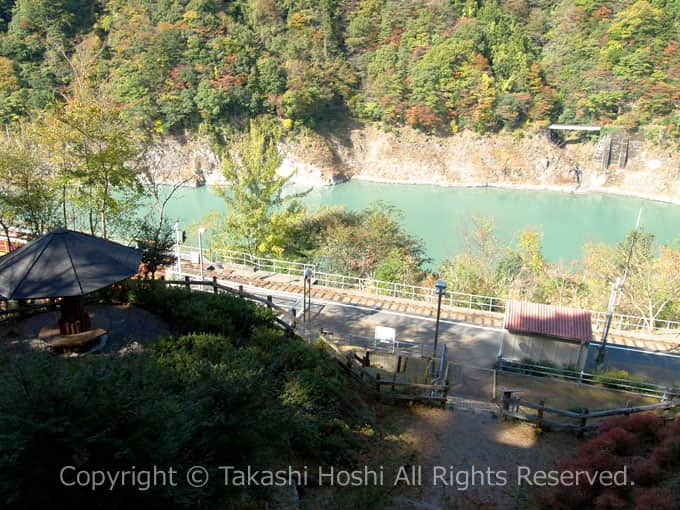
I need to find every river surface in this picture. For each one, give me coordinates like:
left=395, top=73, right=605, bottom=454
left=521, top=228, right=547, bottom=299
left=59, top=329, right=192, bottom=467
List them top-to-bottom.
left=161, top=181, right=680, bottom=266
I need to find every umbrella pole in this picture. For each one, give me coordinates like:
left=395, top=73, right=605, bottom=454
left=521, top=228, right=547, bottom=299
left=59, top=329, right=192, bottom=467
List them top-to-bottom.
left=58, top=296, right=91, bottom=335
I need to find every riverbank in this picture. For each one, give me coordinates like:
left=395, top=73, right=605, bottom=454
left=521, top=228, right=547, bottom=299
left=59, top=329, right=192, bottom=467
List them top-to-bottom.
left=149, top=124, right=680, bottom=204
left=350, top=175, right=680, bottom=206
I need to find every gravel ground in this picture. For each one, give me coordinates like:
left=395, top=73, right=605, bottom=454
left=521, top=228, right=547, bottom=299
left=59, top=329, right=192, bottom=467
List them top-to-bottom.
left=0, top=304, right=171, bottom=355
left=385, top=405, right=580, bottom=510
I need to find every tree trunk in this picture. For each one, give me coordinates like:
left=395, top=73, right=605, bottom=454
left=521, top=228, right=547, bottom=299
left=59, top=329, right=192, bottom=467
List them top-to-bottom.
left=62, top=185, right=67, bottom=227
left=89, top=209, right=95, bottom=236
left=0, top=221, right=13, bottom=253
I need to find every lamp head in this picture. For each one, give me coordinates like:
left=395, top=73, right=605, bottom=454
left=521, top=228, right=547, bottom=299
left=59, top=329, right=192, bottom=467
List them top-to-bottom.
left=435, top=280, right=447, bottom=294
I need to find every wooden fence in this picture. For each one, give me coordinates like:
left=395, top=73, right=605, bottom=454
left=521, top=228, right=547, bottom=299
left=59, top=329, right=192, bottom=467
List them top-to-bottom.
left=0, top=276, right=298, bottom=334
left=161, top=276, right=297, bottom=333
left=318, top=336, right=450, bottom=407
left=500, top=389, right=680, bottom=435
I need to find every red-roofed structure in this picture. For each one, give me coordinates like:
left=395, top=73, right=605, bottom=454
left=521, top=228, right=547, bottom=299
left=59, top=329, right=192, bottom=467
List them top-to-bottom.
left=500, top=300, right=593, bottom=369
left=503, top=300, right=593, bottom=343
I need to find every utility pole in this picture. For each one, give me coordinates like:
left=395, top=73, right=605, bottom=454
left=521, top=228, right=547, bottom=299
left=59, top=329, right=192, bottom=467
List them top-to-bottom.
left=595, top=208, right=642, bottom=367
left=198, top=227, right=206, bottom=281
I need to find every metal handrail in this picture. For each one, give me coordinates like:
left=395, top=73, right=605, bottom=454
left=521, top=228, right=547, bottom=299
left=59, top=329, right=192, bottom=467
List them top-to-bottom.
left=177, top=245, right=680, bottom=334
left=499, top=358, right=679, bottom=400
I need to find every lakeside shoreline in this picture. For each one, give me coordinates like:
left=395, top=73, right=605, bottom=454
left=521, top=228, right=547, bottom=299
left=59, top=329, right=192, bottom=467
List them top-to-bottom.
left=182, top=172, right=680, bottom=207
left=192, top=174, right=680, bottom=207
left=348, top=175, right=680, bottom=206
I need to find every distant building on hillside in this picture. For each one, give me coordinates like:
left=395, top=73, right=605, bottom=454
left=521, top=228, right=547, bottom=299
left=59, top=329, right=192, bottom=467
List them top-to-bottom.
left=499, top=300, right=592, bottom=370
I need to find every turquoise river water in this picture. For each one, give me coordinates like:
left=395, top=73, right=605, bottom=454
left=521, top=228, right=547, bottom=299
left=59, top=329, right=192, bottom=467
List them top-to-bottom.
left=161, top=181, right=680, bottom=266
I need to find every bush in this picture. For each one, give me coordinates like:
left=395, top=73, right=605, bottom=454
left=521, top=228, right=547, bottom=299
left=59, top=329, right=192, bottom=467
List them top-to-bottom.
left=110, top=281, right=276, bottom=338
left=0, top=290, right=373, bottom=508
left=591, top=369, right=659, bottom=393
left=540, top=413, right=680, bottom=510
left=599, top=413, right=665, bottom=442
left=589, top=427, right=638, bottom=456
left=631, top=458, right=662, bottom=486
left=633, top=488, right=676, bottom=510
left=594, top=491, right=628, bottom=510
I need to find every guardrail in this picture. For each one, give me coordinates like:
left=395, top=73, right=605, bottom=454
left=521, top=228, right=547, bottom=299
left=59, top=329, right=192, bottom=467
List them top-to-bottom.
left=177, top=245, right=680, bottom=334
left=179, top=245, right=504, bottom=310
left=179, top=245, right=312, bottom=277
left=591, top=310, right=680, bottom=333
left=498, top=358, right=680, bottom=400
left=501, top=389, right=680, bottom=435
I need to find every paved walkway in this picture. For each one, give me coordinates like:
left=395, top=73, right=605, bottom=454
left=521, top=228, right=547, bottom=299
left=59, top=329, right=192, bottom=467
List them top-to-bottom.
left=175, top=262, right=680, bottom=353
left=4, top=304, right=171, bottom=355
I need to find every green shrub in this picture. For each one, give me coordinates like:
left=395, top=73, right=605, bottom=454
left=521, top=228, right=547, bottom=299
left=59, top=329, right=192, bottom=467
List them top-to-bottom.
left=107, top=281, right=276, bottom=338
left=0, top=322, right=372, bottom=508
left=591, top=368, right=659, bottom=393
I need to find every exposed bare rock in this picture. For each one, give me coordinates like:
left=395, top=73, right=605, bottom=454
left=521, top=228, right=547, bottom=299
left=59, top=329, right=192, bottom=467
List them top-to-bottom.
left=331, top=125, right=580, bottom=187
left=147, top=126, right=680, bottom=203
left=279, top=130, right=348, bottom=185
left=145, top=137, right=223, bottom=187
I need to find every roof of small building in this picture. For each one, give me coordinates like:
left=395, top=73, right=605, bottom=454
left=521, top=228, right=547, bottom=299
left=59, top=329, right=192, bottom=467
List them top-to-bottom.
left=503, top=300, right=593, bottom=342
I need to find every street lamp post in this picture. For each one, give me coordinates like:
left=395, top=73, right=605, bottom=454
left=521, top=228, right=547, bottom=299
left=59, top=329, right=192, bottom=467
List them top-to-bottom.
left=175, top=221, right=182, bottom=277
left=198, top=227, right=206, bottom=281
left=303, top=267, right=313, bottom=321
left=433, top=280, right=447, bottom=357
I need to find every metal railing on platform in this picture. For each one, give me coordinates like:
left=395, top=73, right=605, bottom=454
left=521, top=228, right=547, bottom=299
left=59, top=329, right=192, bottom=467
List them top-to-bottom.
left=177, top=245, right=680, bottom=334
left=498, top=358, right=680, bottom=401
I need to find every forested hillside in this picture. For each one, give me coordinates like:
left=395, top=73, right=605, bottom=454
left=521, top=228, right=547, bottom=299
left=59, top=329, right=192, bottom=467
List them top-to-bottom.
left=0, top=0, right=677, bottom=141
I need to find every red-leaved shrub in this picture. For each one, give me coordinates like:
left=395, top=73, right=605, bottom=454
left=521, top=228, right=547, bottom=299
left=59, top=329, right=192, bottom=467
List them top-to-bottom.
left=599, top=413, right=665, bottom=442
left=541, top=414, right=679, bottom=510
left=668, top=416, right=680, bottom=436
left=589, top=427, right=638, bottom=456
left=651, top=445, right=674, bottom=468
left=631, top=457, right=662, bottom=486
left=633, top=488, right=675, bottom=510
left=595, top=490, right=629, bottom=510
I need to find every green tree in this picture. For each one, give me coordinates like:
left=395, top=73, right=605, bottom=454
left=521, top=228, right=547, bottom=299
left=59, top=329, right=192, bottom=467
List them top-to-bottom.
left=40, top=84, right=146, bottom=238
left=213, top=118, right=305, bottom=257
left=0, top=125, right=59, bottom=239
left=309, top=203, right=427, bottom=280
left=135, top=218, right=176, bottom=278
left=584, top=229, right=680, bottom=327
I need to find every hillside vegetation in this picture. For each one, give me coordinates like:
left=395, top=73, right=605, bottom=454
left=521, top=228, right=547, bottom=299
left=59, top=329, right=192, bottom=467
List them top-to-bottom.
left=0, top=0, right=678, bottom=141
left=0, top=284, right=376, bottom=509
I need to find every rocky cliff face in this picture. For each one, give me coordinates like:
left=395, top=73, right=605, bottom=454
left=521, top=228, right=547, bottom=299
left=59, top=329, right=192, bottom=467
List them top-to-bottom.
left=149, top=125, right=680, bottom=203
left=338, top=126, right=580, bottom=187
left=145, top=137, right=222, bottom=187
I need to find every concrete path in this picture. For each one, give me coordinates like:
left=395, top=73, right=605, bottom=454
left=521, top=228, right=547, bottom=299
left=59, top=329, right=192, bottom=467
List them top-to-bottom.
left=176, top=262, right=680, bottom=351
left=175, top=264, right=680, bottom=387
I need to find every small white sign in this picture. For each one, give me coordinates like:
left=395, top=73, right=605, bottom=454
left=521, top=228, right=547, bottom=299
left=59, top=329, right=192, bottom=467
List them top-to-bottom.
left=374, top=326, right=396, bottom=344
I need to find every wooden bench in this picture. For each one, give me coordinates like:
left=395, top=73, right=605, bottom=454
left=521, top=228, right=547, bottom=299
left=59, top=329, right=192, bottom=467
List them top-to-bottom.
left=48, top=328, right=108, bottom=353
